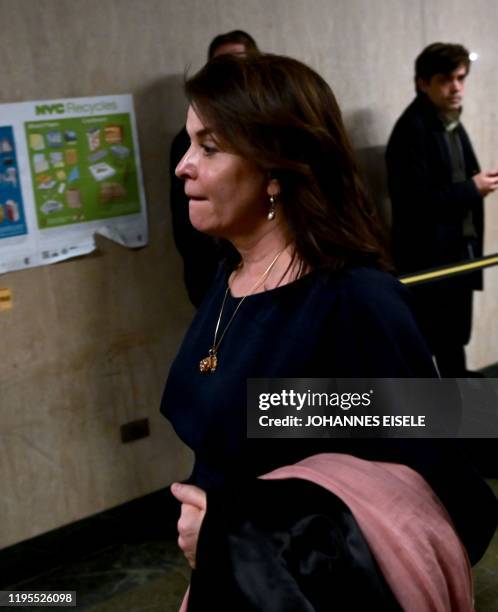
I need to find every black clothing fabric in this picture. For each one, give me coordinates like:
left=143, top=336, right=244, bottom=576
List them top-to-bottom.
left=385, top=94, right=484, bottom=375
left=169, top=127, right=224, bottom=308
left=161, top=265, right=498, bottom=565
left=162, top=266, right=435, bottom=487
left=414, top=283, right=473, bottom=373
left=188, top=479, right=402, bottom=612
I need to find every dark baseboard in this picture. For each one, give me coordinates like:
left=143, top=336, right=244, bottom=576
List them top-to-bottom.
left=0, top=487, right=179, bottom=589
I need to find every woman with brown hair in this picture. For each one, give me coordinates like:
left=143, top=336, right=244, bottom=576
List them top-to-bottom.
left=161, top=54, right=496, bottom=611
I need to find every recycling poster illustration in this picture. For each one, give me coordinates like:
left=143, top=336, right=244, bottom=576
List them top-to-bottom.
left=0, top=95, right=147, bottom=274
left=0, top=126, right=28, bottom=240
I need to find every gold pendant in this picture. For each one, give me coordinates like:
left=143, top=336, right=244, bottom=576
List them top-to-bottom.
left=199, top=349, right=218, bottom=373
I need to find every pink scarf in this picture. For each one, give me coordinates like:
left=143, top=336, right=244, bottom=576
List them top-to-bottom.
left=180, top=453, right=473, bottom=611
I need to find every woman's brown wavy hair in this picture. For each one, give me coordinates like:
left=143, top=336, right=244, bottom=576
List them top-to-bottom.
left=185, top=53, right=392, bottom=273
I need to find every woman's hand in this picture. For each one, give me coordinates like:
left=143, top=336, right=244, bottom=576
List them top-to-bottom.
left=171, top=483, right=207, bottom=569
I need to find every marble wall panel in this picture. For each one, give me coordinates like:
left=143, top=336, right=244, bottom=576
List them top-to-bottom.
left=0, top=0, right=497, bottom=547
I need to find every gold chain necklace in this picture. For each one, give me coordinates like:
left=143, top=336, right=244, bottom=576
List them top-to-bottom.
left=199, top=249, right=286, bottom=373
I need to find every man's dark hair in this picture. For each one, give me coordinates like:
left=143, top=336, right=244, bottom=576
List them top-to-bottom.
left=207, top=30, right=259, bottom=60
left=415, top=42, right=470, bottom=90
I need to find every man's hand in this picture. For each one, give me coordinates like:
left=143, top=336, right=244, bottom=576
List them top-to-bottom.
left=473, top=171, right=498, bottom=196
left=171, top=483, right=207, bottom=569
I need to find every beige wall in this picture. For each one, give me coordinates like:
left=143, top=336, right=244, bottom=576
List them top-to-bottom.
left=0, top=0, right=496, bottom=548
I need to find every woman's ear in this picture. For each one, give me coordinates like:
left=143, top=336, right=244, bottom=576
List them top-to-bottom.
left=267, top=177, right=281, bottom=198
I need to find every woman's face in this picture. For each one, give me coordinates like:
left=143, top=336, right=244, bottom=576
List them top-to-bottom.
left=176, top=106, right=270, bottom=240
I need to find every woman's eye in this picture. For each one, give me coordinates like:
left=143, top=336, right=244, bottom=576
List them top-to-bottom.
left=201, top=144, right=218, bottom=156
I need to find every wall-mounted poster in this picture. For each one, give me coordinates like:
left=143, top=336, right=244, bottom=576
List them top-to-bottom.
left=0, top=95, right=147, bottom=274
left=0, top=126, right=28, bottom=240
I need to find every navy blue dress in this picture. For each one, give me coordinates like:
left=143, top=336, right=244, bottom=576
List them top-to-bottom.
left=161, top=265, right=497, bottom=566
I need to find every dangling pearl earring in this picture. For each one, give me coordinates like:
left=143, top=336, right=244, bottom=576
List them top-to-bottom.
left=267, top=195, right=276, bottom=221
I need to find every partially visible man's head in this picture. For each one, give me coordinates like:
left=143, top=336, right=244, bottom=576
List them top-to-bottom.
left=207, top=30, right=259, bottom=60
left=415, top=43, right=471, bottom=112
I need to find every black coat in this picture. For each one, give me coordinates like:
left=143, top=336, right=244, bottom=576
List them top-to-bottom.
left=385, top=94, right=484, bottom=290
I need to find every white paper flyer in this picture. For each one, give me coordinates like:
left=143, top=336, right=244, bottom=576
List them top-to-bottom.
left=0, top=94, right=148, bottom=274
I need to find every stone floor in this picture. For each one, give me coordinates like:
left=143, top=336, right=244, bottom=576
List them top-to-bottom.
left=6, top=540, right=189, bottom=612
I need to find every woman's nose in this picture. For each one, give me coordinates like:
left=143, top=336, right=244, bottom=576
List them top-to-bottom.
left=175, top=146, right=197, bottom=180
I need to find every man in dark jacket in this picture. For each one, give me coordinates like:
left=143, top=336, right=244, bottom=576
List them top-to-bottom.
left=169, top=31, right=260, bottom=308
left=386, top=42, right=498, bottom=376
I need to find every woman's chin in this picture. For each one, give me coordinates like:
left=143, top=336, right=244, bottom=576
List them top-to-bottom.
left=189, top=216, right=219, bottom=236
